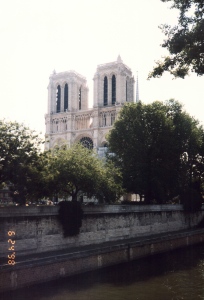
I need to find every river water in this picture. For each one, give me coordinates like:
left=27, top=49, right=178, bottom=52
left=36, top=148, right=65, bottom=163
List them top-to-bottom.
left=3, top=244, right=204, bottom=300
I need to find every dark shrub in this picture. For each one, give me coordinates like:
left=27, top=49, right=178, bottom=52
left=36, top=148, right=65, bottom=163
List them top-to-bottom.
left=180, top=188, right=202, bottom=212
left=58, top=201, right=84, bottom=237
left=197, top=217, right=204, bottom=228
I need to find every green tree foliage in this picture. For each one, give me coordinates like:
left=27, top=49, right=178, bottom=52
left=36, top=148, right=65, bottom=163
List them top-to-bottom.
left=149, top=0, right=204, bottom=78
left=107, top=100, right=204, bottom=205
left=0, top=120, right=44, bottom=204
left=43, top=143, right=123, bottom=203
left=43, top=145, right=123, bottom=237
left=95, top=160, right=124, bottom=203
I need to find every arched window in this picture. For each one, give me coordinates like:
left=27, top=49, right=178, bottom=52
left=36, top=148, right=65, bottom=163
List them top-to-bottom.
left=112, top=75, right=116, bottom=105
left=104, top=76, right=108, bottom=106
left=64, top=83, right=68, bottom=111
left=56, top=85, right=61, bottom=113
left=79, top=87, right=82, bottom=110
left=80, top=137, right=93, bottom=149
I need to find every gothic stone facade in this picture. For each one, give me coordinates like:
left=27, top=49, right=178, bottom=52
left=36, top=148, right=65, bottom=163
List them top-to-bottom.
left=45, top=56, right=135, bottom=154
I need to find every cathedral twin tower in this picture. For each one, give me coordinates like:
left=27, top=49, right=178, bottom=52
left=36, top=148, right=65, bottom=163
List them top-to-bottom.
left=45, top=56, right=136, bottom=154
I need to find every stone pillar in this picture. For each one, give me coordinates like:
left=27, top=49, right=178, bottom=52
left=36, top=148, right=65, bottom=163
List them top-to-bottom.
left=93, top=73, right=99, bottom=107
left=116, top=73, right=121, bottom=104
left=121, top=74, right=127, bottom=103
left=47, top=78, right=56, bottom=114
left=99, top=78, right=103, bottom=107
left=69, top=82, right=72, bottom=111
left=72, top=83, right=78, bottom=111
left=50, top=85, right=56, bottom=113
left=81, top=86, right=85, bottom=110
left=83, top=86, right=89, bottom=110
left=92, top=110, right=99, bottom=128
left=107, top=113, right=111, bottom=126
left=67, top=115, right=72, bottom=131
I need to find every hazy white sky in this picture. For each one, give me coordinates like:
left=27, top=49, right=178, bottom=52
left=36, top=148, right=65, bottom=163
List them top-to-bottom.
left=0, top=0, right=203, bottom=135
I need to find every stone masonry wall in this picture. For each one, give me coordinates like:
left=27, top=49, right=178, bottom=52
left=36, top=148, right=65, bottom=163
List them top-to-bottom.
left=0, top=205, right=204, bottom=258
left=1, top=229, right=204, bottom=293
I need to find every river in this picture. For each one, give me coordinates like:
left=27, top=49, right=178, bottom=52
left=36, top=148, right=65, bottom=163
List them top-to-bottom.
left=2, top=244, right=204, bottom=300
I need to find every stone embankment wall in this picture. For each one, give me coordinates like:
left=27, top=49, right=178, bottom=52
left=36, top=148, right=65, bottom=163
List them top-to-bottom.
left=0, top=204, right=204, bottom=258
left=1, top=205, right=204, bottom=293
left=1, top=228, right=204, bottom=293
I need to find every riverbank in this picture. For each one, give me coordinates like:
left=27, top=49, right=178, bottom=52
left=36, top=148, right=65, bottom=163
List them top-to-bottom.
left=1, top=204, right=204, bottom=258
left=1, top=228, right=204, bottom=293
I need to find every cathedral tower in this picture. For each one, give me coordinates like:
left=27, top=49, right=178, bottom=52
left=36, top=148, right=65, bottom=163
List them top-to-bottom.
left=93, top=55, right=135, bottom=107
left=45, top=57, right=135, bottom=153
left=47, top=70, right=88, bottom=114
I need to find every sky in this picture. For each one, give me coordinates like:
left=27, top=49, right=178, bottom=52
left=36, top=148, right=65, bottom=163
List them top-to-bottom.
left=0, top=0, right=204, bottom=136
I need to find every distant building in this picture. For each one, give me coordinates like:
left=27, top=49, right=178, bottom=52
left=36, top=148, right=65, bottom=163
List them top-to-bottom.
left=45, top=56, right=136, bottom=155
left=0, top=185, right=13, bottom=205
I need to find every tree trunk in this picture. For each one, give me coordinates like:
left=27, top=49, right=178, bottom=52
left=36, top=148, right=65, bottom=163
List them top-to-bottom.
left=72, top=192, right=78, bottom=202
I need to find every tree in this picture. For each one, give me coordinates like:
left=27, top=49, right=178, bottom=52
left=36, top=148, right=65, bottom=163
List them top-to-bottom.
left=149, top=0, right=204, bottom=78
left=107, top=100, right=204, bottom=204
left=0, top=120, right=44, bottom=204
left=43, top=143, right=123, bottom=203
left=43, top=144, right=123, bottom=237
left=95, top=160, right=124, bottom=203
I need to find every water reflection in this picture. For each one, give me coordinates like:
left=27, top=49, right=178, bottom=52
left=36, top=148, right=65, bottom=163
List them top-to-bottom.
left=3, top=244, right=204, bottom=300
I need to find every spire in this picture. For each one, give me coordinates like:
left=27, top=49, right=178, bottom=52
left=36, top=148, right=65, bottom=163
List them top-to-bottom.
left=117, top=55, right=123, bottom=63
left=136, top=71, right=139, bottom=103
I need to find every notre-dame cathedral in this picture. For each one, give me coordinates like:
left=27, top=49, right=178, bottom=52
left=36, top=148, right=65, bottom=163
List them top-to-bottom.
left=45, top=56, right=137, bottom=156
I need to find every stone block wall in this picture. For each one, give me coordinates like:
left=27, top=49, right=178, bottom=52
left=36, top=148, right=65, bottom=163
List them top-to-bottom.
left=0, top=205, right=204, bottom=258
left=1, top=229, right=204, bottom=293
